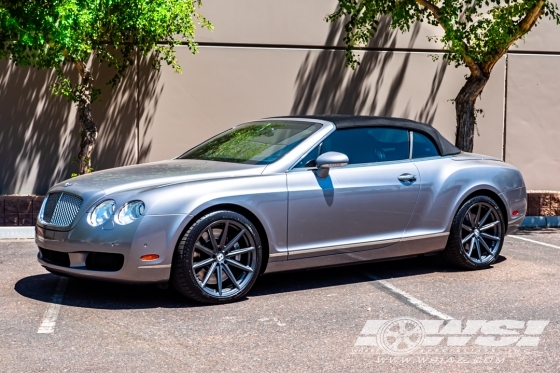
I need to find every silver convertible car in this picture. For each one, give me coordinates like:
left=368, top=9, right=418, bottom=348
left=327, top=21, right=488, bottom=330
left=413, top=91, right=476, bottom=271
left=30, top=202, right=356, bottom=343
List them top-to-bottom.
left=36, top=116, right=526, bottom=304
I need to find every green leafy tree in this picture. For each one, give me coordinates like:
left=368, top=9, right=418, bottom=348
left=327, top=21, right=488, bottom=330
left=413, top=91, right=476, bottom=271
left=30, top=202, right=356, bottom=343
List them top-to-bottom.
left=0, top=0, right=211, bottom=175
left=328, top=0, right=560, bottom=152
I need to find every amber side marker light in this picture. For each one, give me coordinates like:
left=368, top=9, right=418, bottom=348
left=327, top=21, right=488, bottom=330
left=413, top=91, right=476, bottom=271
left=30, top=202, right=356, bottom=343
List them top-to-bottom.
left=512, top=211, right=519, bottom=216
left=141, top=254, right=160, bottom=261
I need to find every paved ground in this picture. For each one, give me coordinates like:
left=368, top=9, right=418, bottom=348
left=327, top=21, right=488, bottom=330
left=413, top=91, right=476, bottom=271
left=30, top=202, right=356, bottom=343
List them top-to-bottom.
left=2, top=229, right=560, bottom=372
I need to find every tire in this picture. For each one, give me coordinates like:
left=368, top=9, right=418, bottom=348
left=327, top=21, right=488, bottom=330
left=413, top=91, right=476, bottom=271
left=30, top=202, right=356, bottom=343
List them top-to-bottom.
left=443, top=196, right=505, bottom=270
left=172, top=210, right=262, bottom=304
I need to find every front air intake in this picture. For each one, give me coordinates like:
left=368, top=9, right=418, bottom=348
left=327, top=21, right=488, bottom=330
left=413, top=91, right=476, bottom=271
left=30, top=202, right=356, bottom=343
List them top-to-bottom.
left=39, top=248, right=70, bottom=267
left=85, top=253, right=125, bottom=271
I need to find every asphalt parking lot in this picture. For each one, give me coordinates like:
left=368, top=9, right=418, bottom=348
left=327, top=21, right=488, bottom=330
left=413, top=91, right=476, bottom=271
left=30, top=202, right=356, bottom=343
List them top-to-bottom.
left=2, top=229, right=560, bottom=372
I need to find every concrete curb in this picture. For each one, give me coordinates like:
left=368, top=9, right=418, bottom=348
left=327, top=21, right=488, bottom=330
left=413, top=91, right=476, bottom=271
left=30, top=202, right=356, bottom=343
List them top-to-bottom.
left=520, top=216, right=560, bottom=228
left=0, top=227, right=35, bottom=239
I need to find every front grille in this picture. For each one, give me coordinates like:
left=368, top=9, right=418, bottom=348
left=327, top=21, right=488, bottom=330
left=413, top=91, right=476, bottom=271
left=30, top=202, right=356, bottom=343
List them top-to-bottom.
left=40, top=192, right=83, bottom=227
left=39, top=248, right=70, bottom=267
left=85, top=253, right=125, bottom=271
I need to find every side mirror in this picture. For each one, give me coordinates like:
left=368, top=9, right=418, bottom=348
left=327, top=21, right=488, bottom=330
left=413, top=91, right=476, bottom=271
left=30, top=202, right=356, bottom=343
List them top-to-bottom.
left=314, top=151, right=349, bottom=178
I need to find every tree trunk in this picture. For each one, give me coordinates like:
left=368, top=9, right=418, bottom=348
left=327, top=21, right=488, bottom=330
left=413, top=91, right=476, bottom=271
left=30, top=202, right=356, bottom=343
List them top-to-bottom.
left=75, top=66, right=97, bottom=175
left=454, top=74, right=489, bottom=152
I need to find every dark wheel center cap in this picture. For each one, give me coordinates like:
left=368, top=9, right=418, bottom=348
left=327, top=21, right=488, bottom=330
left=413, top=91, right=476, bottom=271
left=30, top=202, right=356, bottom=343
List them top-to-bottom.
left=216, top=253, right=225, bottom=263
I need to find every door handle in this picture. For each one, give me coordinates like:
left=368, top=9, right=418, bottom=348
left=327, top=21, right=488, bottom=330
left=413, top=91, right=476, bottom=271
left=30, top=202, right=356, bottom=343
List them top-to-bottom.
left=398, top=173, right=417, bottom=182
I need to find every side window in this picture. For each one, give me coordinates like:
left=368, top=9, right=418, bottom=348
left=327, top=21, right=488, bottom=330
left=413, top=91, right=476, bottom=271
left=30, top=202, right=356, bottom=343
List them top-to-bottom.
left=294, top=127, right=410, bottom=167
left=367, top=128, right=410, bottom=162
left=412, top=131, right=439, bottom=158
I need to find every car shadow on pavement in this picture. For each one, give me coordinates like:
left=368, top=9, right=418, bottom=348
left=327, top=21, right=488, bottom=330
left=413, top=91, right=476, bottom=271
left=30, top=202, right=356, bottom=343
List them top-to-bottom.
left=514, top=227, right=560, bottom=235
left=14, top=254, right=506, bottom=309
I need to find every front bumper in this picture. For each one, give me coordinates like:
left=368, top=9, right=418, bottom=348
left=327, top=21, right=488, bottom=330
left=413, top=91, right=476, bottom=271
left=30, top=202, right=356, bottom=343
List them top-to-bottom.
left=36, top=214, right=189, bottom=284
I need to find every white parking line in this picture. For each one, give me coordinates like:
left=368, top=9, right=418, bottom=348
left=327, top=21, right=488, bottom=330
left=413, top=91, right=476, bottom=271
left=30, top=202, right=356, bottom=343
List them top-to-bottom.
left=509, top=235, right=560, bottom=250
left=366, top=274, right=454, bottom=320
left=37, top=277, right=68, bottom=334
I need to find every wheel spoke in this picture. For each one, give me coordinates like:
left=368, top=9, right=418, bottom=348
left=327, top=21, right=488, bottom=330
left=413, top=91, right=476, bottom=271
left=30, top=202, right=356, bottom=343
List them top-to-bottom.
left=475, top=204, right=482, bottom=225
left=478, top=209, right=492, bottom=227
left=467, top=211, right=476, bottom=226
left=219, top=221, right=229, bottom=249
left=480, top=221, right=499, bottom=231
left=462, top=224, right=473, bottom=232
left=207, top=228, right=219, bottom=251
left=223, top=229, right=246, bottom=253
left=462, top=232, right=474, bottom=244
left=480, top=232, right=500, bottom=241
left=467, top=237, right=475, bottom=257
left=479, top=237, right=494, bottom=256
left=476, top=239, right=482, bottom=260
left=195, top=243, right=214, bottom=257
left=227, top=246, right=255, bottom=257
left=192, top=257, right=214, bottom=269
left=225, top=258, right=254, bottom=273
left=200, top=262, right=217, bottom=287
left=217, top=263, right=223, bottom=296
left=222, top=263, right=240, bottom=290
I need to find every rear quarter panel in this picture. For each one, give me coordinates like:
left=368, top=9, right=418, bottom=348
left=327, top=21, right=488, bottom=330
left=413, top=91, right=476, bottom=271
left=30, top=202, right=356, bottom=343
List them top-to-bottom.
left=405, top=157, right=525, bottom=237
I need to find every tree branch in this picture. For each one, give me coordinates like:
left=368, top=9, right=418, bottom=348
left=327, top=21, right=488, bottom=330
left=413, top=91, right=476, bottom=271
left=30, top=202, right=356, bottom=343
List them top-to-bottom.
left=415, top=0, right=482, bottom=77
left=482, top=0, right=545, bottom=73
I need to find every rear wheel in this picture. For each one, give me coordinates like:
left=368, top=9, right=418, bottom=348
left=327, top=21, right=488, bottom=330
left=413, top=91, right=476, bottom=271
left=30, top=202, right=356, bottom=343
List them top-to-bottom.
left=443, top=196, right=505, bottom=269
left=172, top=210, right=262, bottom=304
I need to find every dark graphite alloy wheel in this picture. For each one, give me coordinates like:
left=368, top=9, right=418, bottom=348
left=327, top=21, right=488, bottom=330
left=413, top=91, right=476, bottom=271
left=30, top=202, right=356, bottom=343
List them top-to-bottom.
left=444, top=196, right=505, bottom=269
left=172, top=210, right=262, bottom=304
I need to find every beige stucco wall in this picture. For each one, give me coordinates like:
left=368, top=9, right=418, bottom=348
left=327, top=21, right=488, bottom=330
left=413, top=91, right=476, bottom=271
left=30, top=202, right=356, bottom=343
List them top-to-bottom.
left=0, top=1, right=558, bottom=194
left=141, top=46, right=505, bottom=162
left=506, top=54, right=560, bottom=191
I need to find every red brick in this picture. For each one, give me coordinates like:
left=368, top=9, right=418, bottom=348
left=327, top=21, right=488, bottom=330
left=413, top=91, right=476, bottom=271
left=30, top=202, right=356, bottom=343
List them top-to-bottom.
left=526, top=193, right=541, bottom=216
left=541, top=194, right=553, bottom=216
left=551, top=194, right=560, bottom=216
left=0, top=196, right=4, bottom=215
left=4, top=196, right=18, bottom=214
left=32, top=196, right=45, bottom=217
left=18, top=197, right=33, bottom=214
left=0, top=213, right=4, bottom=226
left=4, top=213, right=18, bottom=226
left=18, top=213, right=33, bottom=226
left=32, top=215, right=37, bottom=226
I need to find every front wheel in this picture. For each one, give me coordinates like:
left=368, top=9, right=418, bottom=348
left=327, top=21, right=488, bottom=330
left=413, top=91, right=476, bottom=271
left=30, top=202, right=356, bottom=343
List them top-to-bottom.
left=443, top=196, right=505, bottom=269
left=172, top=210, right=262, bottom=304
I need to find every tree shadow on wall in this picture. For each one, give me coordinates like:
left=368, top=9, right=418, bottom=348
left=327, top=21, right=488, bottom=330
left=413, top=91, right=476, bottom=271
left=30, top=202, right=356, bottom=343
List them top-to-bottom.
left=291, top=17, right=447, bottom=125
left=0, top=55, right=162, bottom=195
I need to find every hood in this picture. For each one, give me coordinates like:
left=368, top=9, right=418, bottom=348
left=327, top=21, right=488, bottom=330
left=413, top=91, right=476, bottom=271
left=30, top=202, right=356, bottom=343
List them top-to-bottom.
left=53, top=160, right=266, bottom=195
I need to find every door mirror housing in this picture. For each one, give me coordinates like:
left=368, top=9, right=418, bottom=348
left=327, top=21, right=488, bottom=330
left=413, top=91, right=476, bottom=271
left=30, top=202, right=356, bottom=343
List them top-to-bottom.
left=314, top=152, right=349, bottom=178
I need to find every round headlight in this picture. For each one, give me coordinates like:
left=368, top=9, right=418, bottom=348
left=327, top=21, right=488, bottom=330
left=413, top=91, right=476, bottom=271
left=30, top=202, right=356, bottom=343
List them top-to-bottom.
left=87, top=200, right=116, bottom=227
left=115, top=200, right=145, bottom=225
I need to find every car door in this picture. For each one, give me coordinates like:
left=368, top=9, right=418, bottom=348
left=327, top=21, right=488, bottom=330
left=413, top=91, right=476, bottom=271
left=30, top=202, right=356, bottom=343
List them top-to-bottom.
left=287, top=127, right=420, bottom=260
left=404, top=130, right=450, bottom=237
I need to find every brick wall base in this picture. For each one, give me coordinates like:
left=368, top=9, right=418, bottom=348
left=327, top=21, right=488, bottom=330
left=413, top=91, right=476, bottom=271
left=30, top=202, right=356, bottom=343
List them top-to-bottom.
left=526, top=191, right=560, bottom=216
left=0, top=192, right=558, bottom=226
left=0, top=195, right=44, bottom=226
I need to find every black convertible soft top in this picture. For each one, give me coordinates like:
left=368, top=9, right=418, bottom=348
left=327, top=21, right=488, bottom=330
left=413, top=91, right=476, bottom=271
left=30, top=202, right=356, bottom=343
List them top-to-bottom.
left=276, top=115, right=461, bottom=156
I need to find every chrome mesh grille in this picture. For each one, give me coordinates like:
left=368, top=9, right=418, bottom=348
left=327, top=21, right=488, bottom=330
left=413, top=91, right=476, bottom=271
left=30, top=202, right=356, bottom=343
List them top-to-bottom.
left=41, top=192, right=83, bottom=227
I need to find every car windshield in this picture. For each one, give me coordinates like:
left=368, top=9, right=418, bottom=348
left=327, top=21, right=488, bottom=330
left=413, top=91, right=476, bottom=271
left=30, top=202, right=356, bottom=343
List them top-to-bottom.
left=177, top=120, right=322, bottom=165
